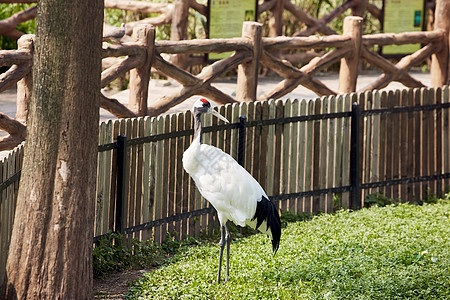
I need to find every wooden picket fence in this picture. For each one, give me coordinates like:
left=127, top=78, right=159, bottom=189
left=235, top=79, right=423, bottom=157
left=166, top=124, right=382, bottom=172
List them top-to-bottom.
left=91, top=85, right=449, bottom=244
left=0, top=86, right=449, bottom=280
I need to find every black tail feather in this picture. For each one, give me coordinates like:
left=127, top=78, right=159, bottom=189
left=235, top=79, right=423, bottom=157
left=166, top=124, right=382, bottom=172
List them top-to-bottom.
left=252, top=196, right=281, bottom=254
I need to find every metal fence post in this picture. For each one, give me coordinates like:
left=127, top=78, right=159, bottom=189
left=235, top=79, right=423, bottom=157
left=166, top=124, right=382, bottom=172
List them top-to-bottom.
left=350, top=102, right=362, bottom=210
left=237, top=115, right=246, bottom=167
left=115, top=134, right=126, bottom=234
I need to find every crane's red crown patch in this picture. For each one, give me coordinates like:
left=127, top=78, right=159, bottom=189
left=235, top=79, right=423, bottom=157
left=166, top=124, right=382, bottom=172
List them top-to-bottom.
left=200, top=98, right=209, bottom=104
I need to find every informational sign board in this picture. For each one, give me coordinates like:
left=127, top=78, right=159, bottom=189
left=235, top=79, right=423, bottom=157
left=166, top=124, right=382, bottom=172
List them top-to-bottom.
left=208, top=0, right=257, bottom=60
left=382, top=0, right=425, bottom=55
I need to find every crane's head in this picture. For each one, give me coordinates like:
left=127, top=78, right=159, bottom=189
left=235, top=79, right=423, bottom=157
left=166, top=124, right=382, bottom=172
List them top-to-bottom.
left=193, top=98, right=229, bottom=123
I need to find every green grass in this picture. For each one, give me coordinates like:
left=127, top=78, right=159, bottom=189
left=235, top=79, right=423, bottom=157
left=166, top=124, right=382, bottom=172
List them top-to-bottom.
left=126, top=200, right=450, bottom=299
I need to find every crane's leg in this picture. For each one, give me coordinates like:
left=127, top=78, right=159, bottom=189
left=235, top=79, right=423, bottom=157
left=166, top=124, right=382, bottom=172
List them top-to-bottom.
left=217, top=223, right=232, bottom=283
left=225, top=224, right=231, bottom=282
left=217, top=225, right=226, bottom=283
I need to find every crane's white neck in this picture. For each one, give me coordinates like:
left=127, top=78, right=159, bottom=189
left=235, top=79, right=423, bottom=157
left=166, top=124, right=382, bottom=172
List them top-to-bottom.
left=193, top=112, right=202, bottom=144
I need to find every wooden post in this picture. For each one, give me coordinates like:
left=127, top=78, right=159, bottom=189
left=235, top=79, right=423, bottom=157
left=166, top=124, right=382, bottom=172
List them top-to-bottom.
left=170, top=0, right=190, bottom=69
left=266, top=0, right=284, bottom=74
left=269, top=0, right=284, bottom=37
left=351, top=0, right=368, bottom=17
left=431, top=0, right=449, bottom=87
left=338, top=16, right=363, bottom=94
left=237, top=21, right=262, bottom=102
left=129, top=24, right=155, bottom=116
left=16, top=34, right=33, bottom=124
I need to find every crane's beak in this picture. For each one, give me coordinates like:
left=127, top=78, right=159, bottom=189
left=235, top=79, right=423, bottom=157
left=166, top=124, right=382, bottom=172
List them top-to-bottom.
left=210, top=108, right=229, bottom=123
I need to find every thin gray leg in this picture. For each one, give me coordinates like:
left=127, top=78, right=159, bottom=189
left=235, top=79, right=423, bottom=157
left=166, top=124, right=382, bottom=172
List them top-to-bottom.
left=225, top=224, right=231, bottom=282
left=217, top=225, right=226, bottom=283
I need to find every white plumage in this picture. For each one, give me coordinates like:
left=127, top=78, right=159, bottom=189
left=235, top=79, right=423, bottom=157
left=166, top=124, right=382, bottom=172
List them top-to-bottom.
left=183, top=98, right=281, bottom=283
left=184, top=138, right=263, bottom=227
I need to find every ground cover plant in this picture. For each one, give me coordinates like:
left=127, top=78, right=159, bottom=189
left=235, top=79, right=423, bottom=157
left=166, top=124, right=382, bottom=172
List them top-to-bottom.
left=125, top=199, right=450, bottom=299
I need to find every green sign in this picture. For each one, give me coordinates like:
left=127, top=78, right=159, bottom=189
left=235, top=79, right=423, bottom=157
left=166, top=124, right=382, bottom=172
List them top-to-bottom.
left=208, top=0, right=257, bottom=60
left=383, top=0, right=424, bottom=55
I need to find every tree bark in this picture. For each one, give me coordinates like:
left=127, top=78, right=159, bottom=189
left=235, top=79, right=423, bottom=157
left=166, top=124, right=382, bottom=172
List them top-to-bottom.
left=1, top=0, right=104, bottom=298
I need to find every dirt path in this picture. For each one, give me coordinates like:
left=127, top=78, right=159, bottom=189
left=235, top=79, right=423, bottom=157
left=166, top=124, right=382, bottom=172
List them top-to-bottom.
left=94, top=269, right=149, bottom=299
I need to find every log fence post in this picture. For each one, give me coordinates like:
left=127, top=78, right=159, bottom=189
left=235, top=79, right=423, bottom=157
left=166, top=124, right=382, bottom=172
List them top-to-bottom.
left=170, top=0, right=190, bottom=70
left=351, top=0, right=368, bottom=17
left=431, top=0, right=449, bottom=87
left=339, top=16, right=363, bottom=94
left=237, top=21, right=262, bottom=102
left=129, top=24, right=155, bottom=116
left=16, top=34, right=33, bottom=124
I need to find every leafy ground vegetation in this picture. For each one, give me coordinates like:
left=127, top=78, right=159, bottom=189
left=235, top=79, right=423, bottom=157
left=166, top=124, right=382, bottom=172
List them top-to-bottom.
left=118, top=198, right=450, bottom=299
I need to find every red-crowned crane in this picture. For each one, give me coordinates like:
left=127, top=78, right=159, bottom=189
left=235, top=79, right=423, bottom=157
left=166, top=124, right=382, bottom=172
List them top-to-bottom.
left=182, top=98, right=281, bottom=283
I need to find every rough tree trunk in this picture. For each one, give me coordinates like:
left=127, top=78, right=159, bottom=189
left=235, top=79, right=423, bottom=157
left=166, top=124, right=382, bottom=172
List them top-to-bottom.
left=1, top=0, right=103, bottom=298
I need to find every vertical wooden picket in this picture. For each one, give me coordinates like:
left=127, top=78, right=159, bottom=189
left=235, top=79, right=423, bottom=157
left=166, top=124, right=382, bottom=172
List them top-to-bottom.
left=443, top=86, right=450, bottom=191
left=413, top=88, right=422, bottom=201
left=422, top=88, right=433, bottom=199
left=399, top=89, right=409, bottom=201
left=405, top=89, right=415, bottom=201
left=392, top=90, right=401, bottom=200
left=361, top=91, right=372, bottom=202
left=369, top=91, right=381, bottom=198
left=378, top=91, right=388, bottom=198
left=341, top=95, right=351, bottom=208
left=327, top=96, right=336, bottom=212
left=333, top=96, right=344, bottom=209
left=319, top=97, right=329, bottom=212
left=312, top=98, right=321, bottom=212
left=282, top=99, right=291, bottom=211
left=289, top=99, right=299, bottom=212
left=297, top=99, right=307, bottom=213
left=304, top=99, right=315, bottom=212
left=266, top=100, right=276, bottom=197
left=245, top=101, right=255, bottom=176
left=253, top=101, right=262, bottom=185
left=259, top=101, right=269, bottom=193
left=176, top=112, right=185, bottom=240
left=168, top=115, right=177, bottom=238
left=142, top=116, right=155, bottom=241
left=154, top=116, right=164, bottom=243
left=161, top=116, right=171, bottom=240
left=134, top=118, right=145, bottom=240
left=127, top=119, right=137, bottom=238
left=103, top=121, right=114, bottom=233
left=95, top=123, right=106, bottom=237
left=0, top=158, right=6, bottom=282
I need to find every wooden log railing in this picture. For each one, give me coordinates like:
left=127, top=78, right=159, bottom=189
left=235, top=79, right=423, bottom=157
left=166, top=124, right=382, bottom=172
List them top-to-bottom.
left=0, top=0, right=449, bottom=151
left=0, top=0, right=384, bottom=67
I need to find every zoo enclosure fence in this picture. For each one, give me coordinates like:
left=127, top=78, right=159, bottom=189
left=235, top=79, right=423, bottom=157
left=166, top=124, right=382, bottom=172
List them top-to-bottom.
left=1, top=1, right=449, bottom=153
left=1, top=86, right=450, bottom=282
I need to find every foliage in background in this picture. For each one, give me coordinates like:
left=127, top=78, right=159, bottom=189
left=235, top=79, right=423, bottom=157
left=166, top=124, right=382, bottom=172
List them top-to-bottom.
left=0, top=4, right=35, bottom=50
left=126, top=199, right=450, bottom=299
left=93, top=232, right=204, bottom=278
